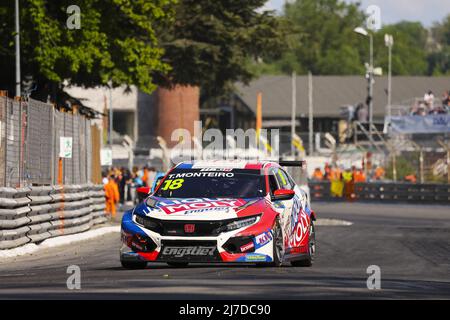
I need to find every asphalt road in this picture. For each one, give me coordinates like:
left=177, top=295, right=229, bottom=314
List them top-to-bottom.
left=0, top=202, right=449, bottom=299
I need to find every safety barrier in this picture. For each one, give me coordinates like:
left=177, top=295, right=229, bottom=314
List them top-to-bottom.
left=309, top=181, right=450, bottom=204
left=0, top=184, right=106, bottom=250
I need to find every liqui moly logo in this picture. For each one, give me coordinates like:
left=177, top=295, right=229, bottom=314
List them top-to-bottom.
left=157, top=198, right=247, bottom=214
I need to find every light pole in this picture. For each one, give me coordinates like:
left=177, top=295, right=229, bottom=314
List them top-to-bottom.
left=15, top=0, right=21, bottom=97
left=354, top=27, right=374, bottom=140
left=385, top=34, right=394, bottom=123
left=291, top=70, right=296, bottom=157
left=109, top=86, right=113, bottom=148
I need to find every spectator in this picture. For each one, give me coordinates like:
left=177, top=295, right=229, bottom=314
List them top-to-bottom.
left=423, top=90, right=434, bottom=109
left=442, top=90, right=450, bottom=112
left=356, top=103, right=368, bottom=123
left=323, top=163, right=331, bottom=180
left=330, top=165, right=344, bottom=197
left=373, top=166, right=385, bottom=180
left=118, top=167, right=132, bottom=205
left=142, top=167, right=149, bottom=187
left=147, top=167, right=157, bottom=188
left=312, top=167, right=324, bottom=181
left=342, top=167, right=355, bottom=201
left=353, top=168, right=366, bottom=183
left=405, top=173, right=417, bottom=184
left=104, top=175, right=120, bottom=218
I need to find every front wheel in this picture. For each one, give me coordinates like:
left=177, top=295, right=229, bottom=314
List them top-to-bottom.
left=266, top=218, right=284, bottom=267
left=291, top=221, right=315, bottom=267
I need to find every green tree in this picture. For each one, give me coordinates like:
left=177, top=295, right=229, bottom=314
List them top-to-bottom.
left=0, top=0, right=175, bottom=101
left=153, top=0, right=286, bottom=95
left=258, top=0, right=367, bottom=75
left=428, top=14, right=450, bottom=75
left=374, top=22, right=428, bottom=76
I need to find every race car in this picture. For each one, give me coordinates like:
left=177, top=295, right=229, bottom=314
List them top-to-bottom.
left=120, top=160, right=316, bottom=268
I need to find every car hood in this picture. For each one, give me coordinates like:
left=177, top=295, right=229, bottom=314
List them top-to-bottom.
left=133, top=196, right=264, bottom=221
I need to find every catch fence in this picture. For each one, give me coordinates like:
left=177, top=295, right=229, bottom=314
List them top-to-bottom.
left=0, top=95, right=101, bottom=187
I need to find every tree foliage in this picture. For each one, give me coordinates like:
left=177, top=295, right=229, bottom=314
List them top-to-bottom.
left=0, top=0, right=175, bottom=100
left=0, top=0, right=286, bottom=100
left=153, top=0, right=287, bottom=95
left=256, top=0, right=450, bottom=76
left=258, top=0, right=366, bottom=75
left=428, top=14, right=450, bottom=75
left=374, top=22, right=428, bottom=76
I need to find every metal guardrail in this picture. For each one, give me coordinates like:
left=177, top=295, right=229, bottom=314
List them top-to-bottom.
left=309, top=181, right=450, bottom=204
left=0, top=184, right=106, bottom=250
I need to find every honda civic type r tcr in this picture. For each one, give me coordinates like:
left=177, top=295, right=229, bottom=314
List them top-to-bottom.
left=120, top=160, right=316, bottom=268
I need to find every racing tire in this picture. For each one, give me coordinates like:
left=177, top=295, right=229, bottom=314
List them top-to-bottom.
left=259, top=218, right=284, bottom=267
left=291, top=221, right=315, bottom=267
left=120, top=259, right=147, bottom=269
left=167, top=262, right=189, bottom=268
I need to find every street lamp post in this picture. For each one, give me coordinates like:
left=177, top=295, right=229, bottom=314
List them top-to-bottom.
left=15, top=0, right=21, bottom=97
left=354, top=27, right=374, bottom=140
left=385, top=34, right=394, bottom=123
left=291, top=70, right=296, bottom=157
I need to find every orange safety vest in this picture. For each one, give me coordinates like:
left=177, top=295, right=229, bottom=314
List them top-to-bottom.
left=374, top=167, right=385, bottom=179
left=330, top=168, right=342, bottom=181
left=312, top=169, right=324, bottom=180
left=354, top=170, right=366, bottom=183
left=405, top=174, right=417, bottom=183
left=104, top=180, right=119, bottom=216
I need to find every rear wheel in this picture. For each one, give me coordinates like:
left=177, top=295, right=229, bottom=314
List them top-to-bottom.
left=291, top=221, right=315, bottom=267
left=121, top=259, right=147, bottom=269
left=167, top=262, right=189, bottom=268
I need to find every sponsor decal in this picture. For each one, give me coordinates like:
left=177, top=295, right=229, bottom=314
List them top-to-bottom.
left=167, top=172, right=235, bottom=179
left=157, top=198, right=247, bottom=214
left=183, top=207, right=229, bottom=215
left=287, top=208, right=310, bottom=248
left=254, top=231, right=272, bottom=248
left=240, top=242, right=255, bottom=252
left=162, top=246, right=216, bottom=258
left=243, top=253, right=270, bottom=262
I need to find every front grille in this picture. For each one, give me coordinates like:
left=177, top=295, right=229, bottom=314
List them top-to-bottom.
left=136, top=215, right=226, bottom=236
left=160, top=220, right=225, bottom=236
left=159, top=240, right=220, bottom=262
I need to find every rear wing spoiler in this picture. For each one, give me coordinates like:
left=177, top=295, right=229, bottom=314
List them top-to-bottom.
left=278, top=160, right=306, bottom=167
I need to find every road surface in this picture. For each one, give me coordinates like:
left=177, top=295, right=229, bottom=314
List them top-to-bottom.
left=0, top=202, right=449, bottom=299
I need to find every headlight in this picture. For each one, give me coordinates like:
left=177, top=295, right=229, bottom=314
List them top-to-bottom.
left=134, top=214, right=161, bottom=232
left=224, top=214, right=261, bottom=232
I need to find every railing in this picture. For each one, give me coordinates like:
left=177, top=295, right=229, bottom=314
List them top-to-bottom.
left=309, top=181, right=450, bottom=204
left=0, top=184, right=106, bottom=250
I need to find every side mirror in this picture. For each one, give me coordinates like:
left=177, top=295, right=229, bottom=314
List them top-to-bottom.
left=151, top=176, right=164, bottom=193
left=136, top=186, right=151, bottom=203
left=271, top=189, right=295, bottom=201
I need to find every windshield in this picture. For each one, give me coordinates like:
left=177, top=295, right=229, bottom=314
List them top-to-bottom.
left=154, top=168, right=266, bottom=198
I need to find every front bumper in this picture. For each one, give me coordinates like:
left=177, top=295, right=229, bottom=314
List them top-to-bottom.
left=120, top=211, right=274, bottom=263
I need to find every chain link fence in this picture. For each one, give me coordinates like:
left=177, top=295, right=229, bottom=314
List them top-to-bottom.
left=0, top=95, right=101, bottom=187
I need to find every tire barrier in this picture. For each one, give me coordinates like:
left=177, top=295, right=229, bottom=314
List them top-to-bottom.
left=309, top=181, right=450, bottom=204
left=0, top=184, right=106, bottom=250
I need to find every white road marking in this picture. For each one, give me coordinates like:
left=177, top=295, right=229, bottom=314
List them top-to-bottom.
left=315, top=218, right=353, bottom=226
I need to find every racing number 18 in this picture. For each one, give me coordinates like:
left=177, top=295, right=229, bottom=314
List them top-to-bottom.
left=161, top=179, right=184, bottom=190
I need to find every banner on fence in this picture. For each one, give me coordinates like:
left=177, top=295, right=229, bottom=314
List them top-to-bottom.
left=390, top=115, right=450, bottom=134
left=59, top=137, right=73, bottom=158
left=101, top=148, right=112, bottom=166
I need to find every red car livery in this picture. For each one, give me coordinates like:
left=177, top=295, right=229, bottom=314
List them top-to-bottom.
left=120, top=160, right=316, bottom=268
